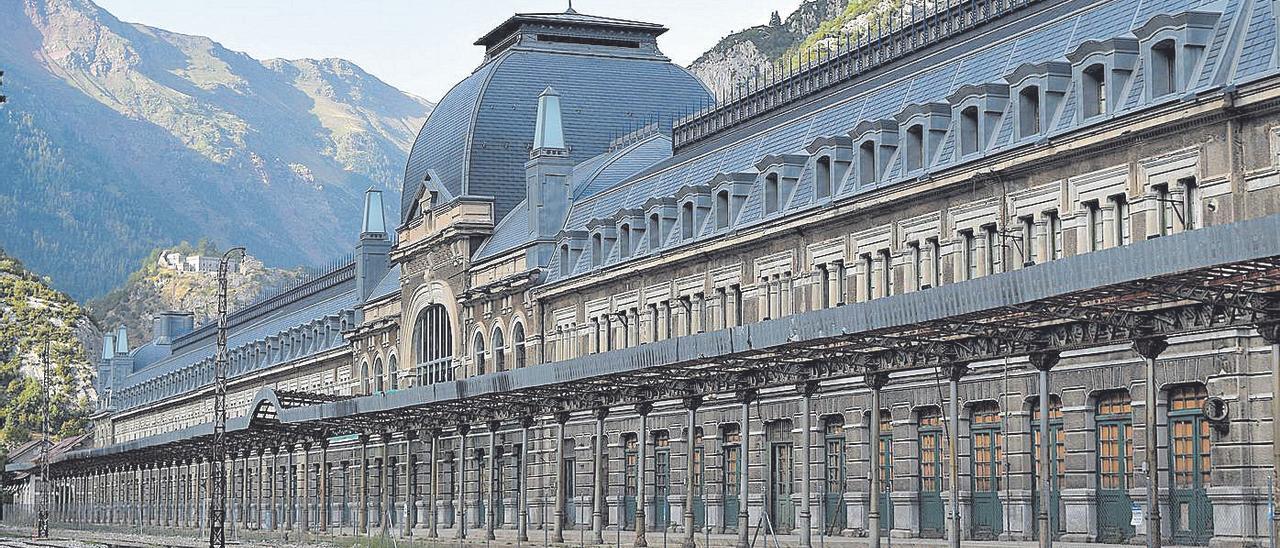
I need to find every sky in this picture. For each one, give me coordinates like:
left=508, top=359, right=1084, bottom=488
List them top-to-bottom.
left=95, top=0, right=803, bottom=102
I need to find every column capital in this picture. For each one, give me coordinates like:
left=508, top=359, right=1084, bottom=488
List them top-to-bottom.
left=1258, top=321, right=1280, bottom=344
left=1132, top=336, right=1169, bottom=360
left=1026, top=350, right=1061, bottom=372
left=945, top=362, right=969, bottom=381
left=865, top=371, right=889, bottom=390
left=796, top=380, right=818, bottom=397
left=736, top=388, right=758, bottom=403
left=683, top=395, right=703, bottom=410
left=635, top=401, right=653, bottom=416
left=593, top=406, right=610, bottom=420
left=555, top=411, right=571, bottom=424
left=518, top=417, right=535, bottom=429
left=487, top=419, right=502, bottom=432
left=457, top=423, right=471, bottom=436
left=428, top=427, right=444, bottom=438
left=380, top=431, right=394, bottom=444
left=357, top=433, right=370, bottom=445
left=318, top=438, right=330, bottom=449
left=300, top=440, right=313, bottom=451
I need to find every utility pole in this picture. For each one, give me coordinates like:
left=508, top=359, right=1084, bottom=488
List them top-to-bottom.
left=209, top=247, right=244, bottom=548
left=37, top=340, right=50, bottom=538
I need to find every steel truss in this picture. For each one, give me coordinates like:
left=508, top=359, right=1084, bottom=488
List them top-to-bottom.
left=46, top=242, right=1280, bottom=474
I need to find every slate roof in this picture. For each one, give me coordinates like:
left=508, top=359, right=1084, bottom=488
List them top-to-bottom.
left=548, top=0, right=1275, bottom=283
left=400, top=19, right=712, bottom=224
left=368, top=264, right=402, bottom=301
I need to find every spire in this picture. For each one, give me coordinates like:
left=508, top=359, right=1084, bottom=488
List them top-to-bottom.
left=532, top=86, right=566, bottom=151
left=361, top=188, right=387, bottom=236
left=114, top=325, right=128, bottom=355
left=101, top=334, right=115, bottom=361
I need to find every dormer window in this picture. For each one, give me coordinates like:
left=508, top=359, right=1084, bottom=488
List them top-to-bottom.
left=1151, top=39, right=1177, bottom=97
left=1083, top=64, right=1107, bottom=118
left=1019, top=86, right=1041, bottom=138
left=960, top=107, right=979, bottom=156
left=905, top=125, right=925, bottom=172
left=858, top=140, right=876, bottom=185
left=816, top=156, right=833, bottom=199
left=764, top=173, right=780, bottom=214
left=716, top=190, right=730, bottom=229
left=681, top=201, right=696, bottom=240
left=648, top=213, right=662, bottom=248
left=619, top=223, right=632, bottom=258
left=591, top=233, right=604, bottom=267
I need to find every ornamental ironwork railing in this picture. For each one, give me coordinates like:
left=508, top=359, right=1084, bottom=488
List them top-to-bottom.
left=672, top=0, right=1045, bottom=151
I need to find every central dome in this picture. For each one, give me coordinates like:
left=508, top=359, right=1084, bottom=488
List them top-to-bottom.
left=400, top=11, right=713, bottom=223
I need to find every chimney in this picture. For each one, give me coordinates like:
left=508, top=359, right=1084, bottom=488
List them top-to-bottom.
left=526, top=87, right=574, bottom=240
left=356, top=188, right=392, bottom=301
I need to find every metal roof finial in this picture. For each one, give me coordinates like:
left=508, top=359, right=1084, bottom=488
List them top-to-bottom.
left=565, top=0, right=577, bottom=14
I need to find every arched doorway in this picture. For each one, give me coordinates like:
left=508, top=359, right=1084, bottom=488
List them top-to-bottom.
left=411, top=304, right=453, bottom=384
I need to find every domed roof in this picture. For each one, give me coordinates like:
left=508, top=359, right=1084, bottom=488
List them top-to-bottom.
left=400, top=11, right=713, bottom=223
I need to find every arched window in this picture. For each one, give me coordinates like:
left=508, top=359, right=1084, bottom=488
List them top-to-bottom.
left=1152, top=39, right=1177, bottom=97
left=1083, top=63, right=1107, bottom=118
left=1019, top=85, right=1041, bottom=138
left=960, top=106, right=980, bottom=156
left=905, top=124, right=925, bottom=172
left=858, top=140, right=877, bottom=185
left=815, top=156, right=833, bottom=199
left=764, top=172, right=780, bottom=214
left=715, top=190, right=730, bottom=229
left=681, top=202, right=695, bottom=240
left=648, top=213, right=661, bottom=249
left=619, top=224, right=631, bottom=258
left=591, top=233, right=603, bottom=267
left=559, top=244, right=571, bottom=276
left=411, top=304, right=454, bottom=385
left=513, top=322, right=527, bottom=368
left=492, top=326, right=506, bottom=372
left=473, top=332, right=486, bottom=375
left=387, top=354, right=398, bottom=390
left=373, top=357, right=384, bottom=393
left=360, top=360, right=371, bottom=395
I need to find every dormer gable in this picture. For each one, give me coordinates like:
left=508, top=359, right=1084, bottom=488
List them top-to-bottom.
left=1132, top=11, right=1221, bottom=101
left=1066, top=37, right=1139, bottom=121
left=1005, top=61, right=1071, bottom=141
left=946, top=83, right=1009, bottom=158
left=894, top=103, right=951, bottom=174
left=850, top=119, right=899, bottom=187
left=805, top=136, right=853, bottom=199
left=755, top=154, right=807, bottom=215
left=710, top=172, right=755, bottom=230
left=675, top=183, right=712, bottom=241
left=641, top=197, right=678, bottom=251
left=613, top=208, right=646, bottom=259
left=585, top=218, right=618, bottom=267
left=554, top=229, right=588, bottom=278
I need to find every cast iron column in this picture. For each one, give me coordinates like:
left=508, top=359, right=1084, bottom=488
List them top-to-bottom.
left=1261, top=322, right=1280, bottom=548
left=1135, top=337, right=1169, bottom=548
left=1029, top=351, right=1061, bottom=548
left=947, top=363, right=968, bottom=548
left=867, top=372, right=888, bottom=548
left=799, top=381, right=817, bottom=548
left=737, top=389, right=756, bottom=548
left=683, top=396, right=702, bottom=547
left=636, top=402, right=653, bottom=548
left=593, top=407, right=609, bottom=543
left=553, top=412, right=569, bottom=543
left=518, top=418, right=532, bottom=542
left=486, top=420, right=499, bottom=540
left=456, top=424, right=469, bottom=540
left=428, top=428, right=440, bottom=538
left=403, top=431, right=415, bottom=537
left=380, top=433, right=391, bottom=537
left=359, top=434, right=370, bottom=535
left=319, top=439, right=329, bottom=534
left=300, top=441, right=311, bottom=535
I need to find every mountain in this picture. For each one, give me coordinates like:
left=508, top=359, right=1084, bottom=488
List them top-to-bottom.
left=0, top=0, right=433, bottom=301
left=689, top=0, right=914, bottom=97
left=88, top=241, right=309, bottom=346
left=0, top=247, right=95, bottom=448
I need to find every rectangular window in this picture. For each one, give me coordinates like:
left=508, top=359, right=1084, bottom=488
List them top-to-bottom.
left=1181, top=177, right=1198, bottom=230
left=1155, top=184, right=1174, bottom=236
left=1110, top=194, right=1131, bottom=246
left=1086, top=201, right=1104, bottom=251
left=1045, top=211, right=1063, bottom=260
left=1019, top=215, right=1035, bottom=266
left=982, top=224, right=998, bottom=275
left=961, top=230, right=977, bottom=280
left=927, top=238, right=941, bottom=289
left=910, top=242, right=924, bottom=291
left=878, top=249, right=893, bottom=297
left=861, top=254, right=874, bottom=302
left=834, top=261, right=847, bottom=305
left=818, top=264, right=831, bottom=309
left=731, top=285, right=743, bottom=327
left=716, top=287, right=728, bottom=330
